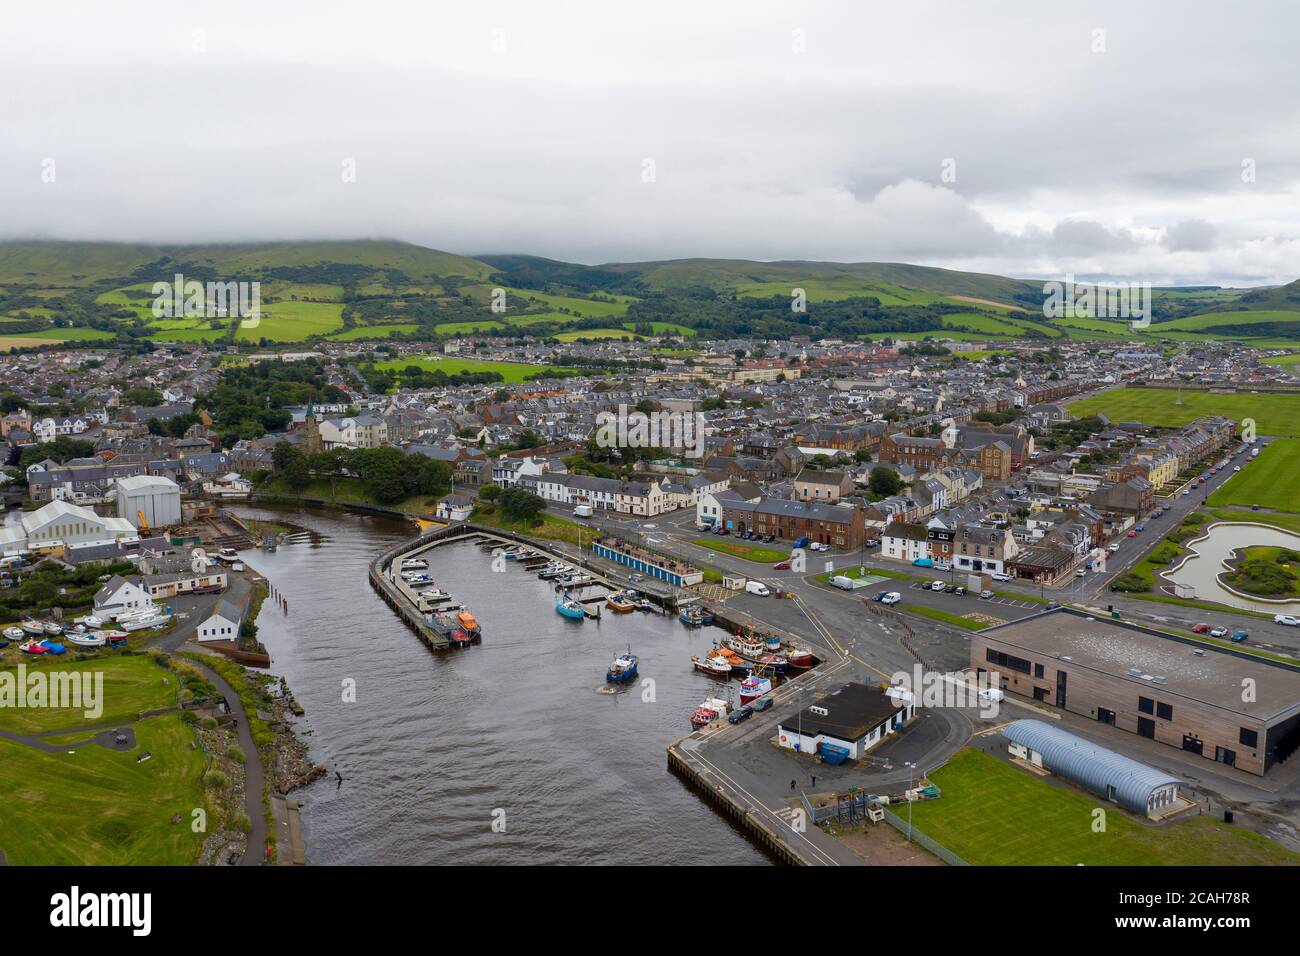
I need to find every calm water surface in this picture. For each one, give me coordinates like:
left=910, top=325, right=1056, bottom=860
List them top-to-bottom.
left=235, top=505, right=766, bottom=865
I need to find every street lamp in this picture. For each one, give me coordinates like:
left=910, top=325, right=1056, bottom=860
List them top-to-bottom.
left=904, top=760, right=917, bottom=843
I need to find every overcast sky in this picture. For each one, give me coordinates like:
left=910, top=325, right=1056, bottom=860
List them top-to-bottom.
left=2, top=1, right=1298, bottom=285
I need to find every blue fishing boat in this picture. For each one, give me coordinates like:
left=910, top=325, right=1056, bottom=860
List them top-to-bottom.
left=556, top=592, right=586, bottom=620
left=606, top=648, right=638, bottom=683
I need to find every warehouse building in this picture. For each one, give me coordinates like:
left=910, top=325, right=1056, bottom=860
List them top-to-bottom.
left=116, top=474, right=182, bottom=531
left=973, top=608, right=1300, bottom=776
left=777, top=682, right=915, bottom=761
left=1002, top=719, right=1183, bottom=819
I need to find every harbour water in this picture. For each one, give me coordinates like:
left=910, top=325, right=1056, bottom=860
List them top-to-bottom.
left=234, top=505, right=767, bottom=865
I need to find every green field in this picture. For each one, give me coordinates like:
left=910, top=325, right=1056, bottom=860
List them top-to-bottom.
left=503, top=288, right=632, bottom=317
left=233, top=300, right=344, bottom=341
left=1150, top=309, right=1300, bottom=333
left=433, top=320, right=506, bottom=335
left=326, top=322, right=420, bottom=340
left=552, top=328, right=642, bottom=342
left=1263, top=353, right=1300, bottom=372
left=373, top=355, right=569, bottom=383
left=1068, top=387, right=1300, bottom=437
left=1208, top=439, right=1300, bottom=512
left=691, top=538, right=789, bottom=563
left=0, top=655, right=181, bottom=734
left=0, top=713, right=207, bottom=865
left=896, top=749, right=1298, bottom=865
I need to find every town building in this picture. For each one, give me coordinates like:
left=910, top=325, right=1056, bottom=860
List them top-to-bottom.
left=777, top=682, right=916, bottom=760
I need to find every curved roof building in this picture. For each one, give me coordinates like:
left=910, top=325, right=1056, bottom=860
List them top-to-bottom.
left=1001, top=719, right=1182, bottom=818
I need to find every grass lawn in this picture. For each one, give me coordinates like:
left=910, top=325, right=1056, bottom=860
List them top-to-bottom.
left=234, top=300, right=344, bottom=341
left=326, top=322, right=419, bottom=340
left=552, top=328, right=643, bottom=342
left=373, top=355, right=570, bottom=384
left=1068, top=387, right=1300, bottom=437
left=1208, top=439, right=1300, bottom=512
left=258, top=476, right=440, bottom=515
left=469, top=506, right=590, bottom=548
left=1209, top=509, right=1300, bottom=535
left=691, top=538, right=789, bottom=563
left=813, top=564, right=913, bottom=583
left=901, top=604, right=991, bottom=631
left=0, top=654, right=180, bottom=734
left=0, top=712, right=208, bottom=864
left=894, top=749, right=1299, bottom=866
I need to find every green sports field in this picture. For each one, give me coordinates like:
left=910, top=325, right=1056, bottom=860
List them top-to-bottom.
left=374, top=355, right=569, bottom=383
left=1068, top=387, right=1300, bottom=437
left=1207, top=438, right=1300, bottom=512
left=895, top=749, right=1298, bottom=865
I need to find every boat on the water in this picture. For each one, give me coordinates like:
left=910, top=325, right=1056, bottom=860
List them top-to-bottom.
left=537, top=563, right=570, bottom=580
left=558, top=573, right=593, bottom=588
left=606, top=591, right=636, bottom=613
left=555, top=593, right=587, bottom=620
left=678, top=605, right=715, bottom=627
left=455, top=610, right=481, bottom=640
left=67, top=631, right=107, bottom=648
left=764, top=633, right=783, bottom=651
left=724, top=635, right=768, bottom=658
left=710, top=646, right=749, bottom=675
left=606, top=647, right=639, bottom=683
left=786, top=649, right=815, bottom=670
left=690, top=654, right=731, bottom=677
left=738, top=675, right=773, bottom=705
left=690, top=697, right=730, bottom=728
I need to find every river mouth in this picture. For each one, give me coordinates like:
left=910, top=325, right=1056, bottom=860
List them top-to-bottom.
left=234, top=505, right=767, bottom=865
left=1166, top=522, right=1300, bottom=616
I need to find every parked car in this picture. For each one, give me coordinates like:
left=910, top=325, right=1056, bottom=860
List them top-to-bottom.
left=1233, top=466, right=1242, bottom=472
left=1127, top=530, right=1138, bottom=538
left=763, top=534, right=775, bottom=543
left=793, top=536, right=810, bottom=549
left=1107, top=543, right=1121, bottom=553
left=772, top=561, right=791, bottom=571
left=1075, top=568, right=1086, bottom=577
left=990, top=571, right=1011, bottom=582
left=628, top=573, right=645, bottom=583
left=930, top=580, right=946, bottom=591
left=953, top=586, right=966, bottom=596
left=980, top=589, right=994, bottom=599
left=873, top=590, right=891, bottom=602
left=880, top=592, right=902, bottom=605
left=1274, top=615, right=1300, bottom=627
left=1191, top=623, right=1210, bottom=634
left=1210, top=626, right=1229, bottom=638
left=1231, top=630, right=1249, bottom=643
left=753, top=696, right=774, bottom=712
left=727, top=705, right=754, bottom=724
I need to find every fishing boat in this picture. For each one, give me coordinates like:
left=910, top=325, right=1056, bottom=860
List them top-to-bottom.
left=605, top=591, right=636, bottom=613
left=555, top=593, right=587, bottom=620
left=678, top=605, right=714, bottom=627
left=455, top=610, right=481, bottom=641
left=20, top=619, right=45, bottom=636
left=3, top=626, right=24, bottom=641
left=67, top=631, right=107, bottom=648
left=764, top=633, right=783, bottom=652
left=724, top=634, right=769, bottom=659
left=19, top=640, right=48, bottom=655
left=711, top=646, right=750, bottom=675
left=606, top=648, right=639, bottom=683
left=786, top=649, right=815, bottom=670
left=758, top=652, right=789, bottom=674
left=690, top=654, right=732, bottom=677
left=738, top=675, right=773, bottom=705
left=690, top=697, right=730, bottom=729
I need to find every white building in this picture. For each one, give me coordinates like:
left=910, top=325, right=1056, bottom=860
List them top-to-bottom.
left=116, top=474, right=182, bottom=530
left=0, top=499, right=139, bottom=558
left=93, top=575, right=155, bottom=618
left=197, top=596, right=247, bottom=643
left=777, top=683, right=915, bottom=760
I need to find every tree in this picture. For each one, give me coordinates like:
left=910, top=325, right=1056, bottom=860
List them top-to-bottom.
left=272, top=441, right=311, bottom=492
left=868, top=466, right=903, bottom=497
left=498, top=487, right=545, bottom=524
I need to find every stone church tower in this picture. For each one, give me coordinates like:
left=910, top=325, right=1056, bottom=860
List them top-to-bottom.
left=301, top=405, right=323, bottom=455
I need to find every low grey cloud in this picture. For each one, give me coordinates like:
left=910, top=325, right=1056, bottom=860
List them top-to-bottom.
left=0, top=0, right=1296, bottom=286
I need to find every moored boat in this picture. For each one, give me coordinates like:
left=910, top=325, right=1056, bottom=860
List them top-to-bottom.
left=537, top=563, right=570, bottom=580
left=558, top=573, right=592, bottom=588
left=606, top=591, right=636, bottom=613
left=555, top=593, right=587, bottom=620
left=678, top=605, right=714, bottom=627
left=455, top=610, right=482, bottom=641
left=764, top=633, right=782, bottom=651
left=725, top=635, right=768, bottom=659
left=606, top=647, right=639, bottom=683
left=786, top=649, right=815, bottom=670
left=690, top=654, right=731, bottom=677
left=738, top=675, right=773, bottom=705
left=689, top=697, right=730, bottom=728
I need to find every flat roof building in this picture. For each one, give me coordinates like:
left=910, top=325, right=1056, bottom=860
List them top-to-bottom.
left=973, top=608, right=1300, bottom=776
left=777, top=682, right=915, bottom=761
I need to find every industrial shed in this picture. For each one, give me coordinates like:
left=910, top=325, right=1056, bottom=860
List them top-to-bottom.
left=116, top=474, right=182, bottom=531
left=1001, top=719, right=1183, bottom=819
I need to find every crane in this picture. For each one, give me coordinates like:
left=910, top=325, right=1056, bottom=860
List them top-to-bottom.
left=136, top=510, right=150, bottom=536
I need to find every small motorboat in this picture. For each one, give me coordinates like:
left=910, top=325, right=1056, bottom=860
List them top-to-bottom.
left=216, top=547, right=240, bottom=563
left=537, top=563, right=570, bottom=580
left=558, top=573, right=593, bottom=588
left=606, top=591, right=636, bottom=613
left=555, top=593, right=587, bottom=620
left=679, top=605, right=714, bottom=627
left=455, top=610, right=482, bottom=642
left=74, top=614, right=106, bottom=629
left=20, top=619, right=46, bottom=636
left=43, top=621, right=64, bottom=636
left=3, top=625, right=25, bottom=641
left=102, top=630, right=129, bottom=648
left=67, top=631, right=108, bottom=648
left=19, top=640, right=48, bottom=655
left=606, top=648, right=639, bottom=683
left=690, top=655, right=732, bottom=677
left=738, top=675, right=773, bottom=705
left=690, top=697, right=730, bottom=729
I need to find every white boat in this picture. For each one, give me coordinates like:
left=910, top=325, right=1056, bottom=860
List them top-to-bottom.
left=216, top=548, right=240, bottom=563
left=401, top=558, right=428, bottom=570
left=558, top=573, right=593, bottom=587
left=73, top=614, right=106, bottom=629
left=20, top=619, right=45, bottom=636
left=43, top=621, right=64, bottom=636
left=3, top=626, right=24, bottom=640
left=67, top=632, right=107, bottom=648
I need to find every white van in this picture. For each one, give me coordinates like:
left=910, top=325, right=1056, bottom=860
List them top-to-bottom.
left=572, top=504, right=593, bottom=518
left=990, top=571, right=1011, bottom=582
left=830, top=575, right=855, bottom=590
left=745, top=581, right=771, bottom=597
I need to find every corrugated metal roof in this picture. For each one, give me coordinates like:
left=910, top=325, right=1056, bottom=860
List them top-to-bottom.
left=1001, top=719, right=1182, bottom=814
